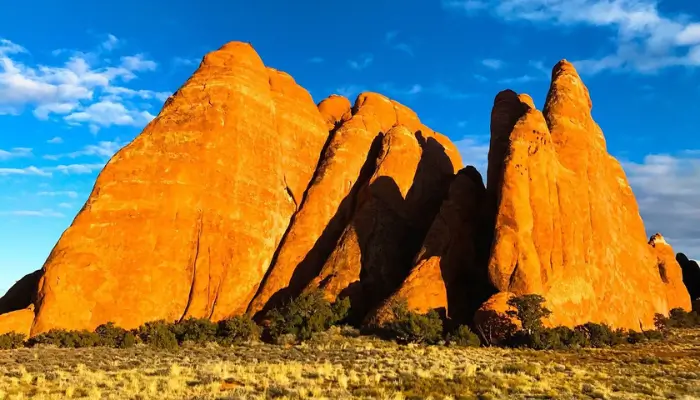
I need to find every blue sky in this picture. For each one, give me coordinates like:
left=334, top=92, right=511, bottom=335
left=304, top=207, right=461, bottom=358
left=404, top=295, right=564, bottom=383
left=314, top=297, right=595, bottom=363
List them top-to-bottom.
left=1, top=0, right=700, bottom=294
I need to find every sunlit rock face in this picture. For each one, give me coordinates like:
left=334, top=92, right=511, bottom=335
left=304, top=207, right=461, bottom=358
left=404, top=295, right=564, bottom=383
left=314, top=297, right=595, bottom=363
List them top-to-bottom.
left=0, top=46, right=691, bottom=337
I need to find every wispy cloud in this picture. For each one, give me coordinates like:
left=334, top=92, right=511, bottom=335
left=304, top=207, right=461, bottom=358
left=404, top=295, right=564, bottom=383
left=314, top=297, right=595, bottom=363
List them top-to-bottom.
left=443, top=0, right=700, bottom=74
left=384, top=31, right=414, bottom=57
left=101, top=34, right=120, bottom=51
left=0, top=36, right=161, bottom=132
left=348, top=54, right=374, bottom=70
left=173, top=57, right=200, bottom=67
left=308, top=57, right=324, bottom=64
left=481, top=58, right=505, bottom=70
left=454, top=134, right=490, bottom=173
left=46, top=136, right=63, bottom=144
left=44, top=140, right=124, bottom=160
left=0, top=147, right=32, bottom=161
left=622, top=152, right=700, bottom=258
left=0, top=163, right=106, bottom=177
left=0, top=166, right=51, bottom=177
left=38, top=190, right=79, bottom=199
left=0, top=209, right=65, bottom=218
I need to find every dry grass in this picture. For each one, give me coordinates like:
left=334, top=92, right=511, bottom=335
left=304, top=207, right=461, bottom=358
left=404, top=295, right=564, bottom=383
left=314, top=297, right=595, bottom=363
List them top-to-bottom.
left=0, top=327, right=698, bottom=399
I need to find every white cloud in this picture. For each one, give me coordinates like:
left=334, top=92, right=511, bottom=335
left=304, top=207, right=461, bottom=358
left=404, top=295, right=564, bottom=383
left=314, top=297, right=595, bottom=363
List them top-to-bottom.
left=443, top=0, right=700, bottom=74
left=384, top=31, right=414, bottom=57
left=101, top=34, right=120, bottom=51
left=0, top=36, right=163, bottom=130
left=120, top=54, right=157, bottom=72
left=348, top=54, right=374, bottom=70
left=173, top=57, right=200, bottom=67
left=481, top=58, right=505, bottom=69
left=64, top=101, right=155, bottom=132
left=454, top=135, right=489, bottom=172
left=47, top=136, right=63, bottom=144
left=44, top=140, right=124, bottom=160
left=0, top=147, right=32, bottom=160
left=623, top=153, right=700, bottom=258
left=0, top=162, right=106, bottom=178
left=52, top=163, right=105, bottom=175
left=0, top=166, right=51, bottom=177
left=38, top=190, right=79, bottom=199
left=57, top=202, right=73, bottom=208
left=0, top=209, right=65, bottom=218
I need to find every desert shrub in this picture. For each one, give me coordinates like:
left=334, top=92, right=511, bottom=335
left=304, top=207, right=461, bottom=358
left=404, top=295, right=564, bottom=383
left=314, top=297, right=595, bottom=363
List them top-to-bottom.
left=266, top=291, right=350, bottom=342
left=506, top=294, right=552, bottom=334
left=383, top=300, right=443, bottom=345
left=668, top=308, right=700, bottom=328
left=475, top=311, right=517, bottom=346
left=654, top=313, right=669, bottom=331
left=216, top=315, right=261, bottom=345
left=171, top=317, right=217, bottom=345
left=137, top=320, right=178, bottom=350
left=95, top=322, right=135, bottom=348
left=576, top=323, right=620, bottom=348
left=446, top=325, right=481, bottom=347
left=553, top=326, right=589, bottom=348
left=27, top=329, right=99, bottom=348
left=643, top=329, right=664, bottom=341
left=627, top=330, right=648, bottom=344
left=0, top=332, right=25, bottom=349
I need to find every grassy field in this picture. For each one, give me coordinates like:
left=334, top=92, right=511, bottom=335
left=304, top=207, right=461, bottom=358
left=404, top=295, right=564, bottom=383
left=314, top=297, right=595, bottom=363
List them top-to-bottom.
left=1, top=327, right=699, bottom=400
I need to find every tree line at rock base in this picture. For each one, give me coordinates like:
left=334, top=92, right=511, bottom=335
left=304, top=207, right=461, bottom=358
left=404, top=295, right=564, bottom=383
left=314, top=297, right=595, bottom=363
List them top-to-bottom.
left=1, top=292, right=699, bottom=351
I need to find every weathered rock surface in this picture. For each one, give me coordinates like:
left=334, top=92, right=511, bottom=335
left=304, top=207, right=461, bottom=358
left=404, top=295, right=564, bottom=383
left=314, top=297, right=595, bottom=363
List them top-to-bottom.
left=30, top=42, right=329, bottom=335
left=0, top=46, right=692, bottom=336
left=480, top=61, right=691, bottom=329
left=247, top=93, right=461, bottom=317
left=317, top=94, right=352, bottom=131
left=305, top=126, right=427, bottom=316
left=365, top=166, right=487, bottom=326
left=649, top=234, right=693, bottom=310
left=677, top=253, right=700, bottom=300
left=0, top=270, right=41, bottom=315
left=0, top=306, right=34, bottom=337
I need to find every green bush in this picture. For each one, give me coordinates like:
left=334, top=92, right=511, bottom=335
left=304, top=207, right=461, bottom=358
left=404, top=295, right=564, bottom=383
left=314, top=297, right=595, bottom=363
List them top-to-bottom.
left=266, top=291, right=350, bottom=342
left=506, top=294, right=552, bottom=334
left=383, top=300, right=443, bottom=345
left=668, top=308, right=700, bottom=328
left=654, top=313, right=669, bottom=331
left=216, top=315, right=261, bottom=345
left=172, top=317, right=217, bottom=345
left=136, top=320, right=178, bottom=350
left=95, top=322, right=135, bottom=348
left=575, top=323, right=623, bottom=348
left=446, top=325, right=480, bottom=347
left=27, top=329, right=100, bottom=348
left=643, top=329, right=664, bottom=341
left=627, top=330, right=648, bottom=344
left=0, top=332, right=25, bottom=349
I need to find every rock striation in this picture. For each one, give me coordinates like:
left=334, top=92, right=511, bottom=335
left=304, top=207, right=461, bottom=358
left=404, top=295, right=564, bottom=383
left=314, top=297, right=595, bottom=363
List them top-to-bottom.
left=0, top=44, right=692, bottom=337
left=479, top=61, right=690, bottom=329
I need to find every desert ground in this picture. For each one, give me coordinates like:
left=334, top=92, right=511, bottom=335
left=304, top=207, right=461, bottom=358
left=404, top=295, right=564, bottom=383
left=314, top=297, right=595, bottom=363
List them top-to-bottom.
left=1, top=327, right=698, bottom=400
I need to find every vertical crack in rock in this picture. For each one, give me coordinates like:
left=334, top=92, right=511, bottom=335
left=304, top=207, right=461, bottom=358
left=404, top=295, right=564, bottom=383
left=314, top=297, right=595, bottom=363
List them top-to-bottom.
left=180, top=211, right=204, bottom=322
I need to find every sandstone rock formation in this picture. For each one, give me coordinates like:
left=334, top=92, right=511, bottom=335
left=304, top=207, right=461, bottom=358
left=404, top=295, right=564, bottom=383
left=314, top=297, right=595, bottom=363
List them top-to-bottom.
left=29, top=42, right=330, bottom=334
left=0, top=44, right=692, bottom=337
left=479, top=61, right=691, bottom=329
left=247, top=93, right=461, bottom=318
left=304, top=124, right=457, bottom=319
left=365, top=166, right=488, bottom=326
left=649, top=234, right=693, bottom=310
left=677, top=253, right=700, bottom=300
left=0, top=270, right=41, bottom=315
